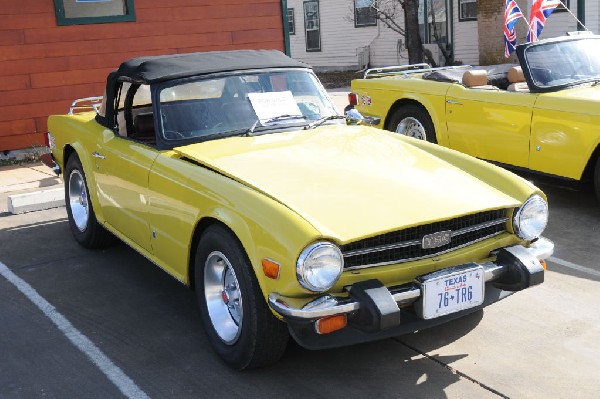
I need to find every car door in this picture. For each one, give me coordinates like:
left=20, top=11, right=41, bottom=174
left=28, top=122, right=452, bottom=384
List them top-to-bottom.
left=445, top=85, right=537, bottom=169
left=92, top=132, right=159, bottom=252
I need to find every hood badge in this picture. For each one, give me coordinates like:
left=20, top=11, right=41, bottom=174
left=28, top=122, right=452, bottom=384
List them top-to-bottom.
left=422, top=231, right=452, bottom=249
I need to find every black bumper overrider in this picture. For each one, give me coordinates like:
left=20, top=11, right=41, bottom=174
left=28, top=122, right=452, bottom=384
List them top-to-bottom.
left=268, top=238, right=553, bottom=350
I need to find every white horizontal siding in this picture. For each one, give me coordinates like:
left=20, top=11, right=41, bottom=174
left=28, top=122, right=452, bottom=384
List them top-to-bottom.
left=288, top=0, right=380, bottom=69
left=288, top=0, right=410, bottom=69
left=452, top=0, right=478, bottom=65
left=585, top=0, right=599, bottom=33
left=369, top=22, right=411, bottom=67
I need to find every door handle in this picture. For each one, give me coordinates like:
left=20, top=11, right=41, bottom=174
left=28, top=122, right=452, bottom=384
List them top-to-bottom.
left=446, top=100, right=463, bottom=105
left=92, top=152, right=106, bottom=159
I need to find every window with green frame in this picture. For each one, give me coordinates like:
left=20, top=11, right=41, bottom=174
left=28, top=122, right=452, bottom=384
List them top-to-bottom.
left=54, top=0, right=135, bottom=26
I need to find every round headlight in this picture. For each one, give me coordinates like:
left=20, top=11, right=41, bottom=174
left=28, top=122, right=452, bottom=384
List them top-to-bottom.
left=513, top=195, right=548, bottom=241
left=297, top=242, right=344, bottom=292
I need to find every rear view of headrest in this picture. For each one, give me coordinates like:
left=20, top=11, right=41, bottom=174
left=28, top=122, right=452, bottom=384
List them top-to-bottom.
left=508, top=66, right=525, bottom=83
left=462, top=70, right=489, bottom=87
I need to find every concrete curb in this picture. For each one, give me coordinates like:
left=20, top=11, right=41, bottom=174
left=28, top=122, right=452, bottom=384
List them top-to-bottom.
left=8, top=187, right=65, bottom=215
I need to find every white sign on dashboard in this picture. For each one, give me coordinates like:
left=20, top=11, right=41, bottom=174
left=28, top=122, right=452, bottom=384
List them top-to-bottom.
left=248, top=91, right=303, bottom=125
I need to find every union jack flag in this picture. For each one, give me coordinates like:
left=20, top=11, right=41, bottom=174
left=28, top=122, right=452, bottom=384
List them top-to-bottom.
left=504, top=0, right=525, bottom=58
left=527, top=0, right=561, bottom=42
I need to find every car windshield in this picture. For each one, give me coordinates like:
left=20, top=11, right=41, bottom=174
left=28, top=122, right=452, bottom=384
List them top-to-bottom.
left=523, top=37, right=600, bottom=89
left=157, top=69, right=338, bottom=141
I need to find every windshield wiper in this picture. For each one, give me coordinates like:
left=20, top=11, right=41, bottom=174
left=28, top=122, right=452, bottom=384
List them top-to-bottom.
left=263, top=114, right=305, bottom=124
left=304, top=115, right=346, bottom=130
left=245, top=120, right=260, bottom=136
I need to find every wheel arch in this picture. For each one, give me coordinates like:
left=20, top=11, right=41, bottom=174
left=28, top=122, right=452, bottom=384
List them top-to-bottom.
left=384, top=99, right=439, bottom=136
left=62, top=143, right=106, bottom=223
left=581, top=143, right=600, bottom=183
left=188, top=216, right=260, bottom=293
left=188, top=217, right=231, bottom=291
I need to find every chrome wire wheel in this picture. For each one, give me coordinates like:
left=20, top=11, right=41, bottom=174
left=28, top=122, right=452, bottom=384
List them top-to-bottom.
left=396, top=116, right=427, bottom=140
left=68, top=169, right=89, bottom=232
left=204, top=251, right=243, bottom=345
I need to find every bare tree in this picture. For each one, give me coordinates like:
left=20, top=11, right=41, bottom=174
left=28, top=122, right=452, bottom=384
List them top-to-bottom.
left=360, top=0, right=452, bottom=66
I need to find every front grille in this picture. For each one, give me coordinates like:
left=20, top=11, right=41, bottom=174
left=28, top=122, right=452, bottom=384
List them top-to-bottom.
left=341, top=209, right=508, bottom=269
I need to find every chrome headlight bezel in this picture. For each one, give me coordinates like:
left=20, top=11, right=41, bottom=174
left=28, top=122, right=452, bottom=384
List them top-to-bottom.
left=513, top=194, right=549, bottom=241
left=296, top=241, right=344, bottom=292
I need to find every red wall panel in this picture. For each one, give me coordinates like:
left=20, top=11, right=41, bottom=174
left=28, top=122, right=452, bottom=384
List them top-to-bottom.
left=0, top=0, right=285, bottom=151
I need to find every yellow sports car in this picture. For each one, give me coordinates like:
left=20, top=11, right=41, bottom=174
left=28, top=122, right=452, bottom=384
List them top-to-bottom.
left=350, top=35, right=600, bottom=198
left=44, top=50, right=553, bottom=370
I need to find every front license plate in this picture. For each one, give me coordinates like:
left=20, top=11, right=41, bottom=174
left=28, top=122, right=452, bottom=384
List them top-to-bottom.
left=420, top=266, right=484, bottom=320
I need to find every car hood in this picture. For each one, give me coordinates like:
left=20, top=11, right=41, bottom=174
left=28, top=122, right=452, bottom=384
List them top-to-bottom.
left=174, top=126, right=522, bottom=242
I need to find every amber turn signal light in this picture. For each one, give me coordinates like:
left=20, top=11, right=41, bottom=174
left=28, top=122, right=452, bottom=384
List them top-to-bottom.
left=262, top=258, right=280, bottom=279
left=540, top=260, right=547, bottom=270
left=315, top=314, right=347, bottom=335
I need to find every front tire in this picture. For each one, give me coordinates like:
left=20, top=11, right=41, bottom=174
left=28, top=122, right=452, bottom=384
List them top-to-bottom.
left=388, top=105, right=437, bottom=143
left=64, top=153, right=113, bottom=248
left=195, top=225, right=289, bottom=370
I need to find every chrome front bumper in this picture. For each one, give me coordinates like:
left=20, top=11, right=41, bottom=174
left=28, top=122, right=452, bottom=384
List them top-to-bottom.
left=268, top=237, right=553, bottom=321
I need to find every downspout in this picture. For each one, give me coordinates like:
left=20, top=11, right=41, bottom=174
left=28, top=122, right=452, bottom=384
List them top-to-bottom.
left=281, top=0, right=291, bottom=55
left=449, top=0, right=454, bottom=64
left=577, top=0, right=585, bottom=31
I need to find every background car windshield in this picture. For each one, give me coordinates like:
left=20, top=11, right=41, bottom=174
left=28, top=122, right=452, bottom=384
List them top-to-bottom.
left=524, top=38, right=600, bottom=88
left=158, top=70, right=337, bottom=141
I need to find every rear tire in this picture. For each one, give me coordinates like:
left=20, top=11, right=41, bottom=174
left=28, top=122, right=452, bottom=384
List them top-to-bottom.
left=388, top=105, right=437, bottom=144
left=64, top=153, right=113, bottom=248
left=195, top=225, right=289, bottom=370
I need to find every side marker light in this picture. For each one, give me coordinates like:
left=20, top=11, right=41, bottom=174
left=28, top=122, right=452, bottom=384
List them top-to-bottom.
left=262, top=258, right=281, bottom=280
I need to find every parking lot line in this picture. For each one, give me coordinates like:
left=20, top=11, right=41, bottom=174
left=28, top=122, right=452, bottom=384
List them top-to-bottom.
left=549, top=256, right=600, bottom=278
left=0, top=261, right=150, bottom=399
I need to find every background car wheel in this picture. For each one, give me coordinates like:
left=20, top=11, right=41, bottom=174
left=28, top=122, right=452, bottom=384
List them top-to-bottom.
left=388, top=105, right=437, bottom=143
left=64, top=153, right=113, bottom=249
left=195, top=225, right=289, bottom=370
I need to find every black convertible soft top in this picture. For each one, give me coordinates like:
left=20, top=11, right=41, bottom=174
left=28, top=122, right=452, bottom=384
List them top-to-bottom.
left=98, top=49, right=310, bottom=129
left=114, top=49, right=310, bottom=84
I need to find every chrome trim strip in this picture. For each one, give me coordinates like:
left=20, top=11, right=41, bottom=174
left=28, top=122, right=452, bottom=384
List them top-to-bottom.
left=343, top=218, right=507, bottom=258
left=451, top=218, right=507, bottom=236
left=343, top=231, right=505, bottom=271
left=268, top=238, right=554, bottom=320
left=344, top=238, right=421, bottom=257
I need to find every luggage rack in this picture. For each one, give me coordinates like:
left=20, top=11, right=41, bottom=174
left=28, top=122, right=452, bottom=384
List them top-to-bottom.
left=363, top=64, right=470, bottom=79
left=69, top=96, right=103, bottom=115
